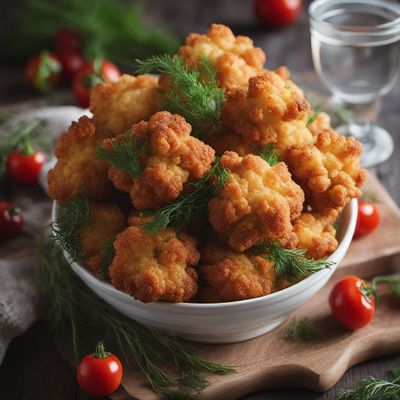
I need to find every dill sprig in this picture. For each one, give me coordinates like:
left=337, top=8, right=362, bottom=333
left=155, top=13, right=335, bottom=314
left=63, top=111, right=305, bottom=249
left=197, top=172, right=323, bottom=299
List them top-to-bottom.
left=135, top=55, right=225, bottom=136
left=306, top=106, right=321, bottom=126
left=97, top=130, right=146, bottom=178
left=257, top=144, right=280, bottom=166
left=143, top=157, right=230, bottom=234
left=361, top=190, right=380, bottom=204
left=52, top=197, right=91, bottom=263
left=38, top=237, right=234, bottom=399
left=99, top=239, right=115, bottom=281
left=249, top=242, right=334, bottom=282
left=371, top=275, right=400, bottom=300
left=285, top=318, right=320, bottom=342
left=337, top=367, right=400, bottom=400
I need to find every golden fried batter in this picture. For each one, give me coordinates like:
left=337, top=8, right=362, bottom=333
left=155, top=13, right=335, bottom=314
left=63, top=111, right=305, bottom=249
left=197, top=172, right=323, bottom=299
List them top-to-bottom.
left=179, top=23, right=266, bottom=90
left=221, top=70, right=311, bottom=147
left=90, top=74, right=160, bottom=139
left=104, top=111, right=215, bottom=210
left=308, top=111, right=331, bottom=138
left=48, top=116, right=115, bottom=203
left=205, top=129, right=253, bottom=157
left=285, top=129, right=366, bottom=211
left=208, top=151, right=304, bottom=252
left=79, top=203, right=126, bottom=276
left=293, top=210, right=338, bottom=260
left=109, top=223, right=199, bottom=303
left=198, top=241, right=277, bottom=302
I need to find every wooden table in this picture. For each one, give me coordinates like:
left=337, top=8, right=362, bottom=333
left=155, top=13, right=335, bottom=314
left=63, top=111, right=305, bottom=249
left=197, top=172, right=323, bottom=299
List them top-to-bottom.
left=1, top=0, right=400, bottom=399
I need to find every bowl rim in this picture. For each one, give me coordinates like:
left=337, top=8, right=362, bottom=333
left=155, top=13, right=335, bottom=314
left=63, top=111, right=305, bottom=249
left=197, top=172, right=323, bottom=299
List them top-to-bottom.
left=52, top=199, right=358, bottom=309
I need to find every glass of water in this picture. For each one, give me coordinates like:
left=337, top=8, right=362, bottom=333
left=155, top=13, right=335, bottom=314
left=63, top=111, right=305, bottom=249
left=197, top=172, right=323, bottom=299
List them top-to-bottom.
left=309, top=0, right=400, bottom=168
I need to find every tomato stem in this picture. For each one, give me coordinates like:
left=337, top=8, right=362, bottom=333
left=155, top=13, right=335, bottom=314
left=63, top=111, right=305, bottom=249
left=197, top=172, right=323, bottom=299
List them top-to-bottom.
left=20, top=134, right=35, bottom=156
left=92, top=341, right=111, bottom=359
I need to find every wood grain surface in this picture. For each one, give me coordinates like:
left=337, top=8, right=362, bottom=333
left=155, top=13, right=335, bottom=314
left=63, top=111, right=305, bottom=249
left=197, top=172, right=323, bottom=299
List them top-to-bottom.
left=1, top=0, right=400, bottom=399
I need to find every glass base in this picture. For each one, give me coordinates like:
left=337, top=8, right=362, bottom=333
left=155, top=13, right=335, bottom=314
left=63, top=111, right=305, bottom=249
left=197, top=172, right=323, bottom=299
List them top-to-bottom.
left=336, top=124, right=394, bottom=168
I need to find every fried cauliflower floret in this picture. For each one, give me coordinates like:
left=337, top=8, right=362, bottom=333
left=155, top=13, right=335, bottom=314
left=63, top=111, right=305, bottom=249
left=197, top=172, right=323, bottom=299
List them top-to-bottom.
left=179, top=23, right=266, bottom=90
left=221, top=70, right=310, bottom=145
left=90, top=74, right=160, bottom=139
left=104, top=111, right=215, bottom=210
left=308, top=111, right=331, bottom=137
left=48, top=116, right=114, bottom=203
left=205, top=129, right=253, bottom=157
left=285, top=129, right=366, bottom=211
left=208, top=151, right=304, bottom=252
left=79, top=203, right=126, bottom=277
left=293, top=210, right=338, bottom=260
left=109, top=224, right=199, bottom=303
left=198, top=242, right=277, bottom=302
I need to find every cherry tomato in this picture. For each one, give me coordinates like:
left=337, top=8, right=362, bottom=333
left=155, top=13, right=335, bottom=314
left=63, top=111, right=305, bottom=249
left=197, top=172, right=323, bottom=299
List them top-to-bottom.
left=255, top=0, right=302, bottom=28
left=54, top=27, right=81, bottom=52
left=57, top=49, right=85, bottom=79
left=25, top=51, right=61, bottom=92
left=72, top=60, right=121, bottom=108
left=6, top=147, right=46, bottom=185
left=354, top=201, right=380, bottom=239
left=0, top=202, right=23, bottom=242
left=329, top=275, right=375, bottom=330
left=77, top=341, right=123, bottom=397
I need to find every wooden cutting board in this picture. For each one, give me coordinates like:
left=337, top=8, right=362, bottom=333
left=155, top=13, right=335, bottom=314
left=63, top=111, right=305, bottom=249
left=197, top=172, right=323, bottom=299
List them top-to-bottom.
left=108, top=172, right=400, bottom=400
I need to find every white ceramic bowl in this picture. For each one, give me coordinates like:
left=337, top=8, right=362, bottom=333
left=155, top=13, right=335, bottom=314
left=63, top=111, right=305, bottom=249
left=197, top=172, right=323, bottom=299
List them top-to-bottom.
left=52, top=199, right=357, bottom=344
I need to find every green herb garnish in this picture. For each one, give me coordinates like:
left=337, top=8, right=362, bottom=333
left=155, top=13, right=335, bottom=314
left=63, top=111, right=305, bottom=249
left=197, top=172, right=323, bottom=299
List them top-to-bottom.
left=136, top=55, right=225, bottom=137
left=306, top=106, right=321, bottom=126
left=97, top=130, right=146, bottom=179
left=257, top=144, right=280, bottom=166
left=143, top=157, right=230, bottom=234
left=361, top=191, right=380, bottom=204
left=52, top=197, right=91, bottom=262
left=38, top=237, right=234, bottom=399
left=99, top=239, right=115, bottom=281
left=249, top=242, right=334, bottom=282
left=285, top=318, right=320, bottom=342
left=337, top=367, right=400, bottom=400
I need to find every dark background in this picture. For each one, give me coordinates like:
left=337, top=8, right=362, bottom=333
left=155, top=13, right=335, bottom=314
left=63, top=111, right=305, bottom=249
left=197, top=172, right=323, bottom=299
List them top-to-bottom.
left=0, top=0, right=400, bottom=399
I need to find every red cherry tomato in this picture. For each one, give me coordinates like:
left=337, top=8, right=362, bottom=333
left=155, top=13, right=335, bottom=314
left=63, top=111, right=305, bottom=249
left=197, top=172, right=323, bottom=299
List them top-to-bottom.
left=255, top=0, right=302, bottom=28
left=54, top=27, right=81, bottom=52
left=57, top=49, right=85, bottom=79
left=25, top=51, right=61, bottom=92
left=72, top=60, right=121, bottom=108
left=6, top=148, right=46, bottom=185
left=354, top=201, right=380, bottom=239
left=0, top=202, right=24, bottom=242
left=329, top=275, right=375, bottom=330
left=77, top=341, right=123, bottom=397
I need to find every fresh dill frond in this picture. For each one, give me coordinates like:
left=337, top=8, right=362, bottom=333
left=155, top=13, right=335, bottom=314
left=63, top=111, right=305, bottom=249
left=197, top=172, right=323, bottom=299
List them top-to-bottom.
left=135, top=55, right=225, bottom=137
left=332, top=103, right=352, bottom=124
left=306, top=106, right=321, bottom=126
left=97, top=130, right=146, bottom=178
left=257, top=144, right=280, bottom=166
left=143, top=157, right=230, bottom=234
left=52, top=197, right=91, bottom=262
left=38, top=237, right=234, bottom=399
left=99, top=239, right=115, bottom=281
left=249, top=242, right=334, bottom=282
left=285, top=318, right=320, bottom=342
left=337, top=368, right=400, bottom=400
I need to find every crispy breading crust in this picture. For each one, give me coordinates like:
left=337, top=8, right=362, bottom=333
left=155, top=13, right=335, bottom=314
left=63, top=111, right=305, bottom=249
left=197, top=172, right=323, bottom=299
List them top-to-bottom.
left=179, top=23, right=266, bottom=89
left=221, top=70, right=311, bottom=147
left=90, top=74, right=160, bottom=139
left=104, top=111, right=215, bottom=210
left=47, top=116, right=115, bottom=203
left=285, top=129, right=366, bottom=211
left=208, top=151, right=304, bottom=252
left=79, top=203, right=126, bottom=277
left=293, top=210, right=338, bottom=260
left=109, top=224, right=199, bottom=303
left=199, top=241, right=284, bottom=302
